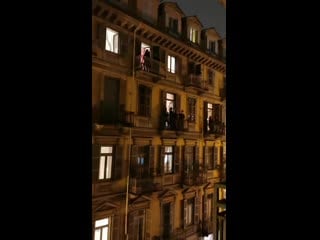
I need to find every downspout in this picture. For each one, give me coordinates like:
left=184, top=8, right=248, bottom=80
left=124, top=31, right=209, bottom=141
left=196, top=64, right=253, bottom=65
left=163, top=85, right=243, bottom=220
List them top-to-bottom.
left=124, top=22, right=141, bottom=240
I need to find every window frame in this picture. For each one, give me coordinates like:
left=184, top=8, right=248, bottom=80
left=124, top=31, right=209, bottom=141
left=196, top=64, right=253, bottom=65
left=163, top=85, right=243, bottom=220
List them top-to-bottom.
left=105, top=27, right=119, bottom=54
left=167, top=55, right=176, bottom=73
left=98, top=146, right=114, bottom=180
left=94, top=217, right=111, bottom=240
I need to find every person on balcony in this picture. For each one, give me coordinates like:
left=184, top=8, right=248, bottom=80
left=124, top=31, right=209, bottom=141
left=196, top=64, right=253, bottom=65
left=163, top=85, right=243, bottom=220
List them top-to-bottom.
left=144, top=49, right=151, bottom=71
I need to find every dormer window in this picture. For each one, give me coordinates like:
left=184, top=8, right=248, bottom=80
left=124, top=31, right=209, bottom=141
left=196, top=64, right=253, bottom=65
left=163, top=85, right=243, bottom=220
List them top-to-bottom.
left=169, top=17, right=178, bottom=33
left=189, top=27, right=198, bottom=43
left=208, top=40, right=217, bottom=54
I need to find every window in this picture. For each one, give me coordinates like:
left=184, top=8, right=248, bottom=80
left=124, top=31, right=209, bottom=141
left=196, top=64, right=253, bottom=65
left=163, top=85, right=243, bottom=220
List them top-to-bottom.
left=169, top=17, right=178, bottom=33
left=189, top=27, right=198, bottom=43
left=105, top=28, right=119, bottom=53
left=208, top=40, right=216, bottom=54
left=140, top=42, right=151, bottom=71
left=167, top=55, right=176, bottom=73
left=208, top=70, right=215, bottom=85
left=138, top=85, right=151, bottom=117
left=165, top=93, right=175, bottom=113
left=187, top=98, right=196, bottom=123
left=207, top=103, right=213, bottom=131
left=99, top=146, right=113, bottom=180
left=132, top=146, right=150, bottom=178
left=164, top=146, right=173, bottom=174
left=205, top=147, right=214, bottom=170
left=207, top=194, right=213, bottom=220
left=186, top=198, right=194, bottom=225
left=162, top=203, right=171, bottom=238
left=137, top=216, right=145, bottom=240
left=94, top=217, right=111, bottom=240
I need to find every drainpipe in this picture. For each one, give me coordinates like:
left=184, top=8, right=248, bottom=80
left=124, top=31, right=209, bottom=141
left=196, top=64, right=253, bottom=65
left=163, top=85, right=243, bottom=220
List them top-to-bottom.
left=124, top=22, right=141, bottom=240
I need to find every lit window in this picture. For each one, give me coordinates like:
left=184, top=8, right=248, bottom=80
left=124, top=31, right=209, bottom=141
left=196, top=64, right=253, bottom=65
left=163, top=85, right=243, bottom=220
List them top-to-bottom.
left=189, top=27, right=198, bottom=43
left=105, top=28, right=119, bottom=54
left=167, top=55, right=176, bottom=73
left=99, top=146, right=113, bottom=180
left=164, top=146, right=173, bottom=174
left=186, top=198, right=194, bottom=225
left=94, top=217, right=110, bottom=240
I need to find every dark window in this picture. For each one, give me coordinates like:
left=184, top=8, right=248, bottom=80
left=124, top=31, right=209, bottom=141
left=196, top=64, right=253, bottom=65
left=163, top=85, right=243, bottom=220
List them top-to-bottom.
left=169, top=17, right=178, bottom=33
left=208, top=70, right=215, bottom=85
left=138, top=85, right=151, bottom=117
left=187, top=98, right=196, bottom=123
left=163, top=203, right=171, bottom=238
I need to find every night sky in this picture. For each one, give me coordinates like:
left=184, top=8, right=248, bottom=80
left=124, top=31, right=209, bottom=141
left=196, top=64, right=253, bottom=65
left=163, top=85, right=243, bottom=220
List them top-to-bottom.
left=161, top=0, right=226, bottom=38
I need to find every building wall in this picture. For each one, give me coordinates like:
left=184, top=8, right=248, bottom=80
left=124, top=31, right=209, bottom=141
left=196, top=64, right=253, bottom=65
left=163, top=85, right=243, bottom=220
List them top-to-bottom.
left=92, top=0, right=226, bottom=239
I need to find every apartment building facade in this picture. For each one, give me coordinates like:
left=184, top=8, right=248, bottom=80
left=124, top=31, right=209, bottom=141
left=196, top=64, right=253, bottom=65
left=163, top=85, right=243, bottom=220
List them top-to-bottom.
left=92, top=1, right=226, bottom=239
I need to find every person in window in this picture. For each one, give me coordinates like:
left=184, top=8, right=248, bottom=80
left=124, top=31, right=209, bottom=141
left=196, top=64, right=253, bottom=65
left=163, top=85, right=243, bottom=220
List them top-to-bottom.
left=144, top=49, right=151, bottom=71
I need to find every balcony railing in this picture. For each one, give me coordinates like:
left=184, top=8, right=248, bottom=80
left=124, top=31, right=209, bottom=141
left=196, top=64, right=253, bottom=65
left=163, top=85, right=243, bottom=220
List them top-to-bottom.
left=135, top=55, right=165, bottom=76
left=185, top=74, right=208, bottom=90
left=120, top=110, right=134, bottom=127
left=159, top=111, right=188, bottom=131
left=204, top=121, right=225, bottom=136
left=183, top=164, right=207, bottom=186
left=129, top=177, right=154, bottom=194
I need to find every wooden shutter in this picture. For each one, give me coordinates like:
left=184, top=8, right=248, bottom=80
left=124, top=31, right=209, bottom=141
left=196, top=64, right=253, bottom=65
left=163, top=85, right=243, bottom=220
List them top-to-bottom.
left=97, top=23, right=106, bottom=49
left=120, top=32, right=128, bottom=57
left=135, top=38, right=141, bottom=56
left=152, top=46, right=160, bottom=61
left=160, top=48, right=166, bottom=63
left=188, top=62, right=194, bottom=74
left=195, top=64, right=201, bottom=75
left=160, top=90, right=167, bottom=130
left=175, top=94, right=180, bottom=113
left=203, top=101, right=208, bottom=133
left=92, top=144, right=100, bottom=182
left=114, top=145, right=123, bottom=180
left=131, top=145, right=138, bottom=177
left=149, top=145, right=155, bottom=176
left=195, top=145, right=199, bottom=165
left=220, top=145, right=223, bottom=167
left=159, top=146, right=165, bottom=175
left=174, top=146, right=180, bottom=173
left=204, top=146, right=209, bottom=169
left=213, top=146, right=218, bottom=169
left=203, top=194, right=207, bottom=221
left=195, top=196, right=200, bottom=225
left=183, top=199, right=187, bottom=229
left=169, top=202, right=174, bottom=233
left=145, top=209, right=151, bottom=240
left=128, top=212, right=135, bottom=240
left=112, top=215, right=120, bottom=240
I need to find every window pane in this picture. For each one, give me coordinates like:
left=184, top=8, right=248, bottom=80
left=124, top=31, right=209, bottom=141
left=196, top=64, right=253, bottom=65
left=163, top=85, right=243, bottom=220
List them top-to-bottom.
left=106, top=28, right=118, bottom=53
left=113, top=33, right=119, bottom=53
left=167, top=56, right=170, bottom=71
left=171, top=57, right=175, bottom=73
left=166, top=93, right=174, bottom=100
left=207, top=103, right=212, bottom=109
left=101, top=146, right=113, bottom=154
left=164, top=146, right=172, bottom=153
left=99, top=156, right=106, bottom=179
left=106, top=156, right=112, bottom=179
left=95, top=218, right=109, bottom=227
left=102, top=226, right=109, bottom=240
left=95, top=229, right=101, bottom=240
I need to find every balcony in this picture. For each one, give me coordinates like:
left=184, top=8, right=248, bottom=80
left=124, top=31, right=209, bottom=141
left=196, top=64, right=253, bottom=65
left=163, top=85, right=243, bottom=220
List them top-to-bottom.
left=135, top=55, right=165, bottom=78
left=185, top=74, right=208, bottom=94
left=120, top=110, right=134, bottom=127
left=204, top=121, right=225, bottom=137
left=183, top=164, right=207, bottom=186
left=129, top=177, right=155, bottom=194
